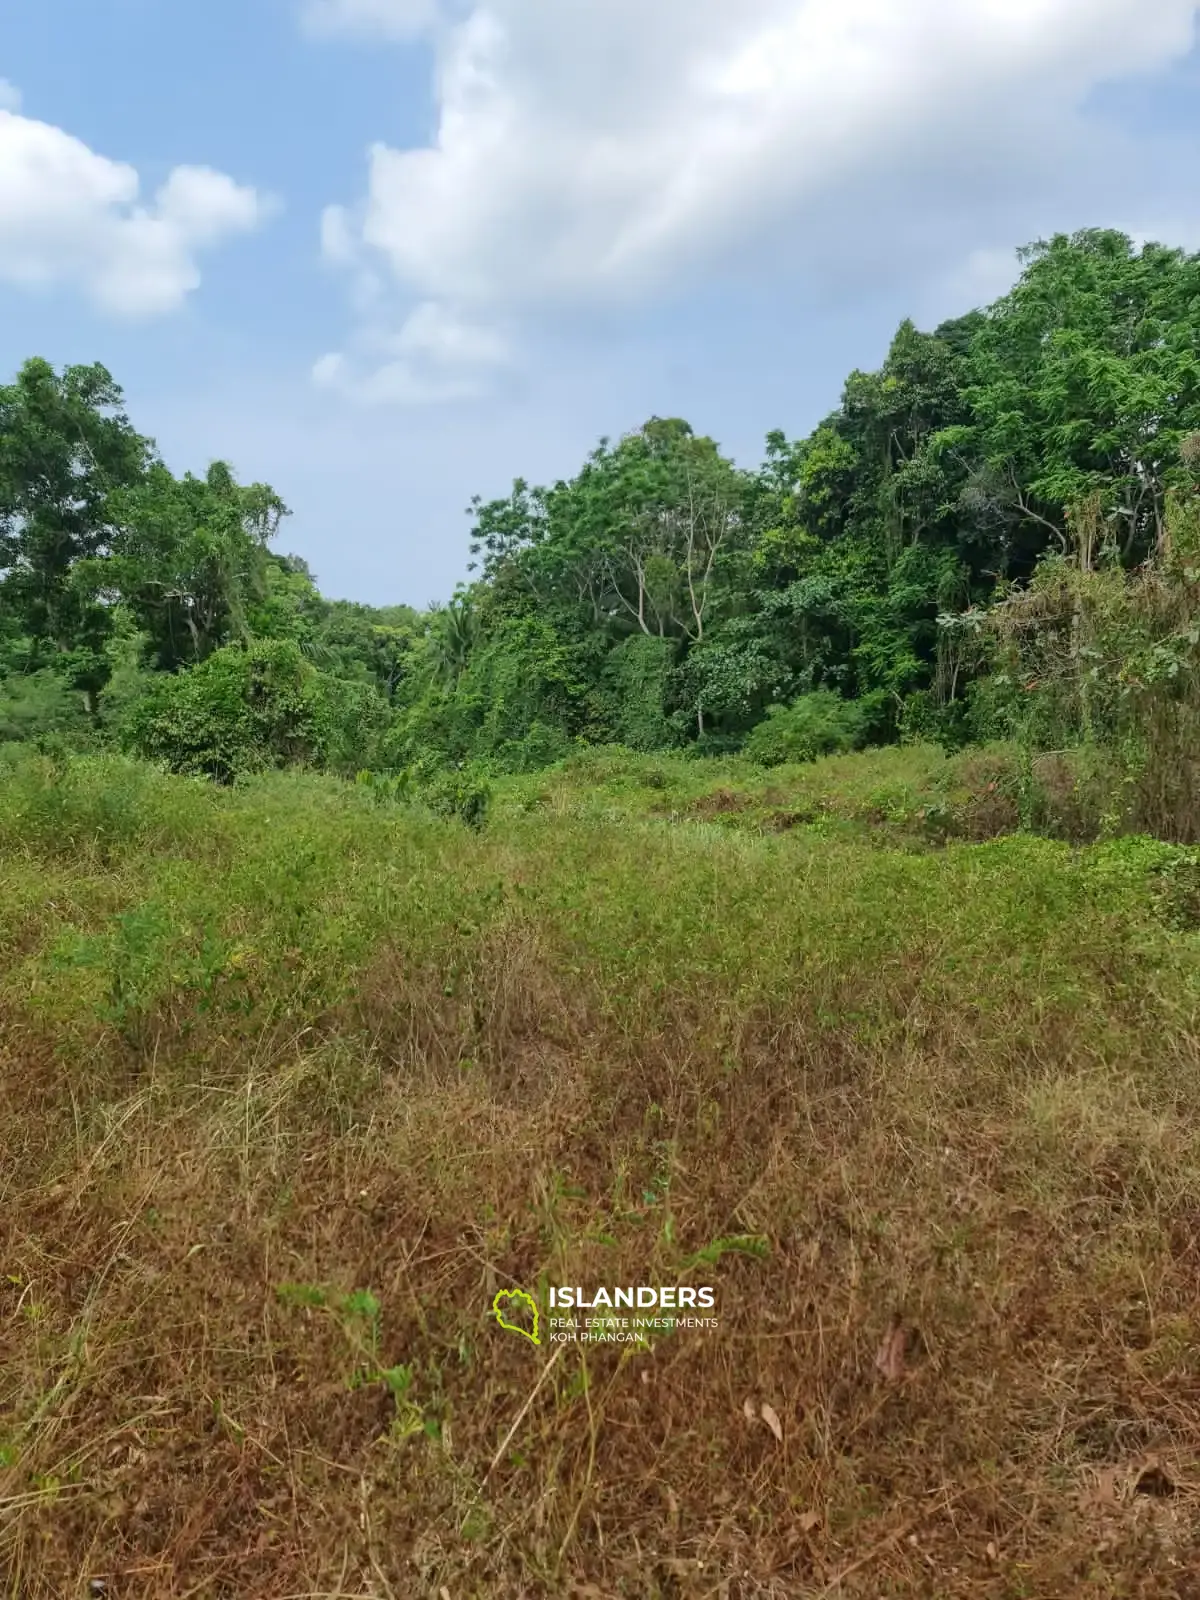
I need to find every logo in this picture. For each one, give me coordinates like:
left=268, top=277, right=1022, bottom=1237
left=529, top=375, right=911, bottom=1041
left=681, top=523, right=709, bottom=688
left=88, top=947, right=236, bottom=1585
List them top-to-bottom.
left=490, top=1285, right=721, bottom=1347
left=550, top=1285, right=714, bottom=1310
left=492, top=1288, right=541, bottom=1346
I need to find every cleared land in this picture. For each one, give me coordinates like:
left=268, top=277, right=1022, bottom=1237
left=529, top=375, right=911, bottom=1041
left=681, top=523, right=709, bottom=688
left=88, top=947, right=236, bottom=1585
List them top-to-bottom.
left=3, top=746, right=1200, bottom=1597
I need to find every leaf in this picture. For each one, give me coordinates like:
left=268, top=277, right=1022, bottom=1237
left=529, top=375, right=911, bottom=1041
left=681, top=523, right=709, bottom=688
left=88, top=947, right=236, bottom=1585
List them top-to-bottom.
left=682, top=1233, right=771, bottom=1269
left=874, top=1314, right=908, bottom=1382
left=742, top=1396, right=757, bottom=1422
left=760, top=1401, right=784, bottom=1443
left=798, top=1509, right=821, bottom=1533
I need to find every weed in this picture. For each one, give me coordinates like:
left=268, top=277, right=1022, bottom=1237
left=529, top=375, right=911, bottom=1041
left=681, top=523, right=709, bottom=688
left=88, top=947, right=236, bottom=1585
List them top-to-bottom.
left=2, top=749, right=1200, bottom=1596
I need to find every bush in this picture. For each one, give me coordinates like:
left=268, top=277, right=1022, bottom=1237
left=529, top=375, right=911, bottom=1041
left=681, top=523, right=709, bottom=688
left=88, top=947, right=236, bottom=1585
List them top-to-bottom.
left=598, top=636, right=680, bottom=751
left=121, top=640, right=390, bottom=783
left=0, top=669, right=94, bottom=754
left=308, top=674, right=393, bottom=776
left=898, top=687, right=975, bottom=751
left=742, top=690, right=870, bottom=766
left=491, top=719, right=574, bottom=774
left=0, top=749, right=215, bottom=863
left=355, top=758, right=492, bottom=829
left=422, top=764, right=492, bottom=830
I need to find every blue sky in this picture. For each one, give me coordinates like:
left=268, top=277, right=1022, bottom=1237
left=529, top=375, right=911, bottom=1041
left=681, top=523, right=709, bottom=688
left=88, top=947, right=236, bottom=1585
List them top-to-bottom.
left=1, top=0, right=1199, bottom=606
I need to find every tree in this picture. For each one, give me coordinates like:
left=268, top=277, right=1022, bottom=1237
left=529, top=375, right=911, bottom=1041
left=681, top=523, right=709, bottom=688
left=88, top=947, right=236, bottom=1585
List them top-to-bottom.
left=965, top=230, right=1200, bottom=567
left=0, top=358, right=152, bottom=706
left=469, top=418, right=747, bottom=646
left=102, top=461, right=288, bottom=672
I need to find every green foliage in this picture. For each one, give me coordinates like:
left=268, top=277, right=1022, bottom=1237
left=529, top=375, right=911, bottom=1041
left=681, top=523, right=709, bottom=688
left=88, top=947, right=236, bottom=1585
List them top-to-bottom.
left=7, top=227, right=1200, bottom=791
left=965, top=230, right=1200, bottom=567
left=0, top=358, right=152, bottom=693
left=470, top=417, right=746, bottom=649
left=102, top=460, right=287, bottom=671
left=970, top=490, right=1200, bottom=838
left=388, top=607, right=595, bottom=772
left=598, top=635, right=680, bottom=751
left=121, top=639, right=388, bottom=783
left=0, top=670, right=93, bottom=754
left=308, top=672, right=393, bottom=776
left=742, top=690, right=871, bottom=766
left=0, top=749, right=215, bottom=865
left=354, top=761, right=492, bottom=827
left=421, top=764, right=493, bottom=830
left=354, top=767, right=416, bottom=806
left=681, top=1234, right=771, bottom=1268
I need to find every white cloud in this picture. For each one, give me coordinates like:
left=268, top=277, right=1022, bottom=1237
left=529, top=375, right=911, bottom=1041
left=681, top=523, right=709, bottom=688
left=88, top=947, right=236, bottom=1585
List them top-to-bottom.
left=302, top=0, right=441, bottom=39
left=319, top=0, right=1200, bottom=400
left=0, top=80, right=21, bottom=113
left=0, top=108, right=271, bottom=317
left=320, top=202, right=358, bottom=265
left=313, top=297, right=511, bottom=403
left=393, top=299, right=508, bottom=366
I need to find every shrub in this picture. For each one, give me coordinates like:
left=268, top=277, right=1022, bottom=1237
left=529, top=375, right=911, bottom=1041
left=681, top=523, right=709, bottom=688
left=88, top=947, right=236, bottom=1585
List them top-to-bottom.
left=598, top=636, right=680, bottom=752
left=121, top=639, right=390, bottom=783
left=0, top=669, right=94, bottom=754
left=308, top=674, right=392, bottom=776
left=743, top=690, right=870, bottom=766
left=491, top=719, right=574, bottom=774
left=422, top=764, right=492, bottom=830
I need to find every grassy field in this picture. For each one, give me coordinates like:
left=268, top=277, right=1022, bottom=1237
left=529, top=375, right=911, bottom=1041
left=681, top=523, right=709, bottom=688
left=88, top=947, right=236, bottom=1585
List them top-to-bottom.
left=3, top=745, right=1200, bottom=1597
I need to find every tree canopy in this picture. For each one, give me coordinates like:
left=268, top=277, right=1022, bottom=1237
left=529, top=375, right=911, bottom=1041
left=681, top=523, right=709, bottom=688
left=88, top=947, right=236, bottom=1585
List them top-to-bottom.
left=4, top=227, right=1200, bottom=781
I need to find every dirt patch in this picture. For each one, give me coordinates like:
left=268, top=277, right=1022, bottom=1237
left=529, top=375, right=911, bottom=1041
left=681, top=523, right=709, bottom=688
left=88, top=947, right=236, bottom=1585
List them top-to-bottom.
left=689, top=787, right=754, bottom=818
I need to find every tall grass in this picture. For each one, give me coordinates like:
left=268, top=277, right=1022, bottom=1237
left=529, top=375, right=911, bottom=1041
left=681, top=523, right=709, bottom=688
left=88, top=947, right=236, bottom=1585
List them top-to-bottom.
left=2, top=750, right=1200, bottom=1596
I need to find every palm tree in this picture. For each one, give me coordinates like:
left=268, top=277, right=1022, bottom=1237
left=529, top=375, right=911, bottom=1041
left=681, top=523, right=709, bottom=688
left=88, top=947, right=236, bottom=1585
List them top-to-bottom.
left=424, top=593, right=479, bottom=687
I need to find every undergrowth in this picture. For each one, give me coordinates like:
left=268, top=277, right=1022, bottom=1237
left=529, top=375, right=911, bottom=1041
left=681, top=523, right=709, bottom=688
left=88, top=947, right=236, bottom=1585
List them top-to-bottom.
left=2, top=748, right=1199, bottom=1597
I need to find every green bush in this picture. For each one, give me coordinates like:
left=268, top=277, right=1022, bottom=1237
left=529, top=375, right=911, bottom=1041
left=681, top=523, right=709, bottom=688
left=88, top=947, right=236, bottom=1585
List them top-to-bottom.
left=385, top=612, right=598, bottom=773
left=598, top=636, right=680, bottom=751
left=121, top=639, right=390, bottom=783
left=0, top=669, right=94, bottom=754
left=308, top=674, right=393, bottom=776
left=742, top=690, right=870, bottom=766
left=491, top=719, right=574, bottom=774
left=0, top=749, right=215, bottom=863
left=422, top=764, right=492, bottom=830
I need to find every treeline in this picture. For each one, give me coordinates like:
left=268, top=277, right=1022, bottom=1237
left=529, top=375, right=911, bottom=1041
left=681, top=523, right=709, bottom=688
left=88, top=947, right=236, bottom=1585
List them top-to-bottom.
left=4, top=227, right=1200, bottom=806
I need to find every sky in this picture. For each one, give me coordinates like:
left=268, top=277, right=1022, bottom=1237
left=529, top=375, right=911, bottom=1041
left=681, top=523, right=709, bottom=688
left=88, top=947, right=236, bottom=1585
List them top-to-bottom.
left=1, top=0, right=1199, bottom=607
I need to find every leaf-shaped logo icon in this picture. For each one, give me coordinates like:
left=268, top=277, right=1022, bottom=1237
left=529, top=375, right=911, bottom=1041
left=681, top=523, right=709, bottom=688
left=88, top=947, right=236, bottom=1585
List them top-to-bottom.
left=492, top=1288, right=540, bottom=1345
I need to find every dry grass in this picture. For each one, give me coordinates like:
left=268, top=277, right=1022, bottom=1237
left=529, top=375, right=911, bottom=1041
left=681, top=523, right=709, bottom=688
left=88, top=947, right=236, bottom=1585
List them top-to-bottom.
left=3, top=752, right=1200, bottom=1597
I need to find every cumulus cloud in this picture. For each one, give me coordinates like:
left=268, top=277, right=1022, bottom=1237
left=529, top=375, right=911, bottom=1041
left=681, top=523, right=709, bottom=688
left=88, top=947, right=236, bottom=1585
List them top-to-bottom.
left=302, top=0, right=441, bottom=39
left=318, top=0, right=1200, bottom=400
left=0, top=79, right=21, bottom=113
left=0, top=107, right=270, bottom=317
left=313, top=298, right=511, bottom=403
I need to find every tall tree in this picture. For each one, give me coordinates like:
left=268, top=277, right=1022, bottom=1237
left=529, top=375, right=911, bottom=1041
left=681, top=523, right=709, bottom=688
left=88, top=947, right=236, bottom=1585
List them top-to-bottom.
left=963, top=229, right=1200, bottom=567
left=0, top=358, right=152, bottom=703
left=102, top=461, right=288, bottom=671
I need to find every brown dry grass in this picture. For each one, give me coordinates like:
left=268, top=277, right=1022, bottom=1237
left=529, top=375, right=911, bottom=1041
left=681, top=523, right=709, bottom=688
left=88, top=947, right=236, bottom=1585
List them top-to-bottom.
left=3, top=755, right=1200, bottom=1598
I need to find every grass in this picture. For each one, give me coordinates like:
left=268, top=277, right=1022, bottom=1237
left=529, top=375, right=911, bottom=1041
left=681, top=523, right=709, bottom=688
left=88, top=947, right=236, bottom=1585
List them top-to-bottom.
left=493, top=739, right=1120, bottom=847
left=2, top=744, right=1200, bottom=1596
